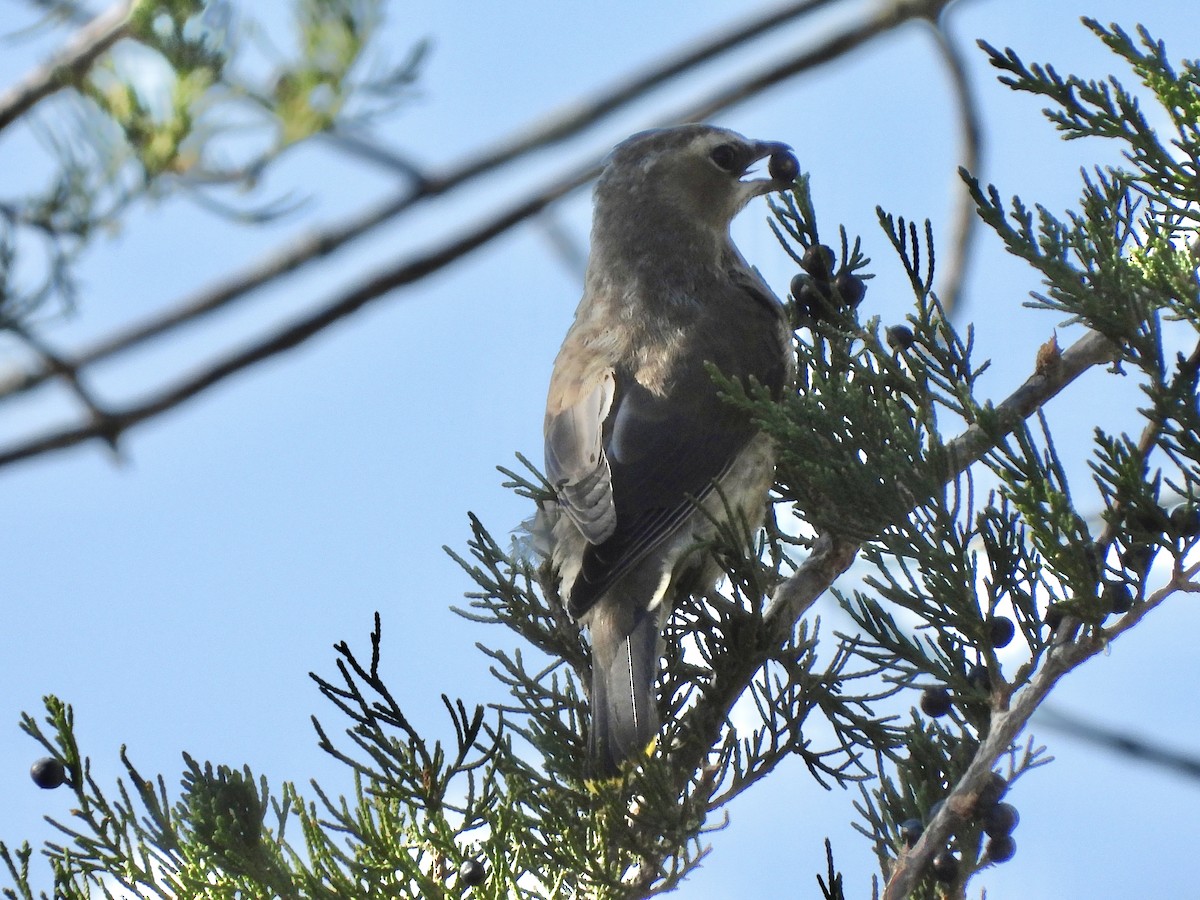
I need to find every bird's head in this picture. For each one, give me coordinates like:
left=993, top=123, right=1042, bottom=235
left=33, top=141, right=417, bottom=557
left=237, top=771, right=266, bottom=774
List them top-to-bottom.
left=595, top=124, right=797, bottom=231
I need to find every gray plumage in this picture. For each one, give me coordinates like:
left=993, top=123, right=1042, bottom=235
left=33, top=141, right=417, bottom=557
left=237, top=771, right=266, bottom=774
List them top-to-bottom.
left=539, top=124, right=796, bottom=777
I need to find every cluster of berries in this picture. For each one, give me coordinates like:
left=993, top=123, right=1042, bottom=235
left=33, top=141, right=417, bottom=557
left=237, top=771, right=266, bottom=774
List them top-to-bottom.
left=789, top=243, right=866, bottom=326
left=903, top=614, right=1021, bottom=879
left=918, top=615, right=1015, bottom=719
left=898, top=770, right=1020, bottom=882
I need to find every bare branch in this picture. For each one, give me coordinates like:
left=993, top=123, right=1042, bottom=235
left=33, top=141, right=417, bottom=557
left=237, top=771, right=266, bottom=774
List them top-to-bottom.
left=0, top=1, right=133, bottom=134
left=0, top=182, right=429, bottom=401
left=534, top=210, right=589, bottom=280
left=939, top=329, right=1119, bottom=474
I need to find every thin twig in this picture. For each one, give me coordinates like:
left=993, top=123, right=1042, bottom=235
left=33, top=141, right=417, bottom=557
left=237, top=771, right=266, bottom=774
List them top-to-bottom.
left=0, top=0, right=133, bottom=134
left=534, top=210, right=589, bottom=280
left=1091, top=339, right=1200, bottom=566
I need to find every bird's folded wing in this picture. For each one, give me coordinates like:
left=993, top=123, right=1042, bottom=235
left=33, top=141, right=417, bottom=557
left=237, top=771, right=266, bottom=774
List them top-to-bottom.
left=545, top=369, right=617, bottom=545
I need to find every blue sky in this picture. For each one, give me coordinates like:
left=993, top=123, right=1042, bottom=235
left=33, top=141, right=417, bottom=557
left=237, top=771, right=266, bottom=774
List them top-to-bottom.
left=2, top=1, right=1198, bottom=896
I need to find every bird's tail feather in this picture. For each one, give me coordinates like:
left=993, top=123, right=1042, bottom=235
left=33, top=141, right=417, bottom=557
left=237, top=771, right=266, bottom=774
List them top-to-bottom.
left=588, top=604, right=660, bottom=778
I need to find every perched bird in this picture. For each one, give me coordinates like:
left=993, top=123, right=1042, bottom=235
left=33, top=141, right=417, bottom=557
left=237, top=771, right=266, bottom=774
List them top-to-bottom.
left=539, top=124, right=797, bottom=777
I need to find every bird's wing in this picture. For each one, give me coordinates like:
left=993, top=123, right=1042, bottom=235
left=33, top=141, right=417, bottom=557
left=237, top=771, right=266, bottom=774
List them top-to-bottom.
left=545, top=347, right=618, bottom=545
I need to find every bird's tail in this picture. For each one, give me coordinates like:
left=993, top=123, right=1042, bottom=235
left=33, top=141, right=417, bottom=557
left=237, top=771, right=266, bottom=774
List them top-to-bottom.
left=587, top=604, right=661, bottom=778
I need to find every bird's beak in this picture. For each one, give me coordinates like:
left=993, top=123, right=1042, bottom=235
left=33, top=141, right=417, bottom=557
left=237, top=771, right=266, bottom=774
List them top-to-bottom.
left=740, top=140, right=798, bottom=196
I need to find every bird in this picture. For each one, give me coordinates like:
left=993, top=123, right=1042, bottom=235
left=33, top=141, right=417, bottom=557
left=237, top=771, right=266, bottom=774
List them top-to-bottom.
left=538, top=123, right=797, bottom=778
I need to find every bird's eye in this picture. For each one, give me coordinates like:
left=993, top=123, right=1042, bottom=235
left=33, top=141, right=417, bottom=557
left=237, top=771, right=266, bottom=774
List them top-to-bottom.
left=709, top=143, right=739, bottom=172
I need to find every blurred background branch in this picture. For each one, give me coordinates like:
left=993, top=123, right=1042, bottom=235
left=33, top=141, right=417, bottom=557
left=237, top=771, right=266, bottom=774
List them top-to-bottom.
left=0, top=1, right=133, bottom=132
